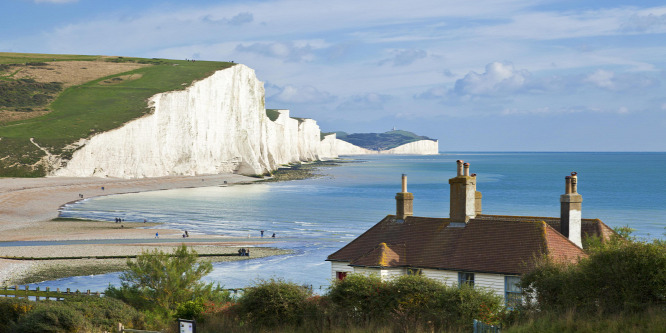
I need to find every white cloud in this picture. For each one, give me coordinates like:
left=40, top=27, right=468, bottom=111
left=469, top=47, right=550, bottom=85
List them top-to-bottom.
left=200, top=12, right=254, bottom=26
left=621, top=13, right=666, bottom=32
left=236, top=42, right=315, bottom=62
left=378, top=49, right=427, bottom=66
left=453, top=62, right=531, bottom=96
left=584, top=69, right=659, bottom=91
left=585, top=69, right=616, bottom=89
left=269, top=84, right=336, bottom=104
left=337, top=93, right=391, bottom=111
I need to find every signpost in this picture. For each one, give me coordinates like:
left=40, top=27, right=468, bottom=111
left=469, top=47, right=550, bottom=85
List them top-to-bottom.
left=178, top=319, right=195, bottom=333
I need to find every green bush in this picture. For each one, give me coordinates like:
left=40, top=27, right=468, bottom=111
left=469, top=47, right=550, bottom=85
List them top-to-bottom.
left=520, top=238, right=666, bottom=314
left=105, top=245, right=217, bottom=315
left=327, top=273, right=389, bottom=323
left=327, top=274, right=504, bottom=331
left=236, top=278, right=312, bottom=328
left=64, top=296, right=146, bottom=331
left=0, top=298, right=35, bottom=331
left=175, top=298, right=206, bottom=321
left=13, top=302, right=89, bottom=333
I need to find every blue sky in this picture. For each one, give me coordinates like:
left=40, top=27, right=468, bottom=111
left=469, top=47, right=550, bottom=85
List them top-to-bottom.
left=3, top=0, right=666, bottom=151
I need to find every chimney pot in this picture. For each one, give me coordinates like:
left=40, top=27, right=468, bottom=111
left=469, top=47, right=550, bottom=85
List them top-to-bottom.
left=456, top=160, right=464, bottom=176
left=463, top=163, right=470, bottom=176
left=570, top=172, right=578, bottom=194
left=561, top=173, right=583, bottom=248
left=396, top=174, right=413, bottom=219
left=565, top=176, right=572, bottom=194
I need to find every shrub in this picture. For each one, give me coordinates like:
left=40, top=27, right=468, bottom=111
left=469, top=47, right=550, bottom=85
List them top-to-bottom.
left=521, top=238, right=666, bottom=314
left=105, top=245, right=217, bottom=315
left=327, top=273, right=389, bottom=323
left=327, top=274, right=504, bottom=331
left=236, top=278, right=312, bottom=328
left=64, top=295, right=146, bottom=331
left=0, top=298, right=34, bottom=331
left=175, top=298, right=206, bottom=321
left=14, top=302, right=89, bottom=333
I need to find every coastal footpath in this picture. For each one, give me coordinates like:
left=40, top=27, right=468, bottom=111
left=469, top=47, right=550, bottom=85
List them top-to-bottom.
left=52, top=64, right=438, bottom=179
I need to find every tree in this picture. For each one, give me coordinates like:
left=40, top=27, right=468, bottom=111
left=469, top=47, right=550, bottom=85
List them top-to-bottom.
left=106, top=245, right=222, bottom=316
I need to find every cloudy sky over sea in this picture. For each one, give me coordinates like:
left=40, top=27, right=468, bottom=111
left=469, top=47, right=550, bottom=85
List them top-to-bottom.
left=3, top=0, right=666, bottom=151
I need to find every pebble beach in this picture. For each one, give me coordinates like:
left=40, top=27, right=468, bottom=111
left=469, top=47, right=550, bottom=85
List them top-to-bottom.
left=0, top=173, right=287, bottom=285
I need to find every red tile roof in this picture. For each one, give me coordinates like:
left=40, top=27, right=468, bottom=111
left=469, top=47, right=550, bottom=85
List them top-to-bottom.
left=327, top=214, right=599, bottom=275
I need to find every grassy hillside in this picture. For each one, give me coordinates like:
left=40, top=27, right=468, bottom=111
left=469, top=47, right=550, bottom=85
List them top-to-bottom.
left=0, top=52, right=233, bottom=177
left=336, top=130, right=436, bottom=150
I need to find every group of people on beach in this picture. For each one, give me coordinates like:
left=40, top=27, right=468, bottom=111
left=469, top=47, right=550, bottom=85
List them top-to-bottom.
left=114, top=217, right=124, bottom=223
left=260, top=230, right=276, bottom=238
left=238, top=248, right=250, bottom=256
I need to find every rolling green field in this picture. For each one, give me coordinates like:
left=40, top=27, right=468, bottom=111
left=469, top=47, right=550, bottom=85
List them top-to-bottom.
left=0, top=53, right=234, bottom=177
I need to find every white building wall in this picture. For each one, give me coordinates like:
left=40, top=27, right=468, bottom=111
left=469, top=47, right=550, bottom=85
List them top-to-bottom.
left=330, top=261, right=354, bottom=281
left=329, top=263, right=510, bottom=300
left=353, top=267, right=380, bottom=276
left=381, top=268, right=405, bottom=280
left=422, top=269, right=458, bottom=286
left=475, top=272, right=506, bottom=297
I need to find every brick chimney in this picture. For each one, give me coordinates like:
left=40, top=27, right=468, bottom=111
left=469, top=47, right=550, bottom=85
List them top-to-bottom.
left=449, top=160, right=476, bottom=223
left=560, top=172, right=582, bottom=248
left=395, top=174, right=413, bottom=220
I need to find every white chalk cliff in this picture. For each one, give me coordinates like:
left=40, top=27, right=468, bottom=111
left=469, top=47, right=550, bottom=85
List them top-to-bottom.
left=52, top=64, right=438, bottom=179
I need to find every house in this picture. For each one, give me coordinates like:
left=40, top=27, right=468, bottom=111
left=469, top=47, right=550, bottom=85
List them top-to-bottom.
left=326, top=160, right=614, bottom=305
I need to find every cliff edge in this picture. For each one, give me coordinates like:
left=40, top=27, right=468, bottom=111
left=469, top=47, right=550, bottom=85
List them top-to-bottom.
left=52, top=64, right=437, bottom=178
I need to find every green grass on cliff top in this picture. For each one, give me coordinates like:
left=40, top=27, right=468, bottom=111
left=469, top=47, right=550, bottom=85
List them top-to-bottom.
left=0, top=53, right=234, bottom=177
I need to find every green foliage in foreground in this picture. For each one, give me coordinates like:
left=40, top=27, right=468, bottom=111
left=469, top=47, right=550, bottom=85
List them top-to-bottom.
left=0, top=53, right=233, bottom=177
left=335, top=130, right=436, bottom=150
left=521, top=234, right=665, bottom=314
left=105, top=244, right=231, bottom=327
left=197, top=275, right=504, bottom=333
left=236, top=278, right=313, bottom=328
left=0, top=296, right=145, bottom=332
left=504, top=307, right=666, bottom=333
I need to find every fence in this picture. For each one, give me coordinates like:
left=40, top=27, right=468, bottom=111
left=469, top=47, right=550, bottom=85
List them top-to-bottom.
left=0, top=285, right=102, bottom=301
left=473, top=319, right=501, bottom=333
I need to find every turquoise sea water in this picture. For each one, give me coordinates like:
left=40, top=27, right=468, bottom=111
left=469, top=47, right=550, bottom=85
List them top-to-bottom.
left=36, top=153, right=666, bottom=292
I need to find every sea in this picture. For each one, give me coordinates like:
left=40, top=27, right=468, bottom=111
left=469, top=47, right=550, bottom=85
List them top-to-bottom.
left=31, top=152, right=666, bottom=292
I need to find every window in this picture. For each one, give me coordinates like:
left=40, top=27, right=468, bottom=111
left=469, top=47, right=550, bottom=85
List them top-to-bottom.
left=407, top=268, right=422, bottom=276
left=336, top=271, right=347, bottom=280
left=458, top=272, right=474, bottom=286
left=505, top=276, right=523, bottom=308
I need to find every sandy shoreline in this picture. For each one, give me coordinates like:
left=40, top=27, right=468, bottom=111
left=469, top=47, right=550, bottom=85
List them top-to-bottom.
left=0, top=173, right=277, bottom=286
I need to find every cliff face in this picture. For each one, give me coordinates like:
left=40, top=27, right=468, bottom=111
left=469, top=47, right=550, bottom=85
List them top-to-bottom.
left=52, top=65, right=437, bottom=179
left=325, top=135, right=439, bottom=156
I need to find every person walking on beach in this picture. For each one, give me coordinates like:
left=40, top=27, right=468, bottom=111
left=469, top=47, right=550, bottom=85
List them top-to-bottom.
left=261, top=230, right=264, bottom=237
left=155, top=232, right=159, bottom=238
left=272, top=233, right=276, bottom=238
